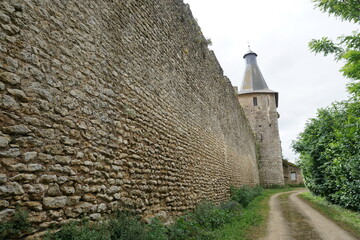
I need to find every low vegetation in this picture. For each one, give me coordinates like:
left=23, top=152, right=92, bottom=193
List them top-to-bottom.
left=43, top=185, right=265, bottom=240
left=1, top=186, right=300, bottom=239
left=215, top=187, right=296, bottom=240
left=299, top=192, right=360, bottom=239
left=0, top=207, right=32, bottom=240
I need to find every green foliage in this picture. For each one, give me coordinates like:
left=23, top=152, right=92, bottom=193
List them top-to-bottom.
left=309, top=0, right=360, bottom=88
left=312, top=0, right=360, bottom=24
left=293, top=98, right=360, bottom=210
left=230, top=185, right=263, bottom=207
left=45, top=186, right=264, bottom=240
left=215, top=188, right=295, bottom=240
left=220, top=200, right=242, bottom=214
left=192, top=201, right=230, bottom=230
left=0, top=207, right=32, bottom=240
left=108, top=212, right=150, bottom=240
left=167, top=214, right=215, bottom=240
left=145, top=218, right=168, bottom=240
left=44, top=221, right=109, bottom=240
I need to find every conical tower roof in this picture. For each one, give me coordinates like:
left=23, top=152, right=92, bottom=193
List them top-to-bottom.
left=239, top=50, right=278, bottom=106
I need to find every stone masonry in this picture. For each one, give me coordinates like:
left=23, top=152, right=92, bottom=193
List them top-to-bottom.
left=0, top=0, right=259, bottom=230
left=238, top=93, right=284, bottom=185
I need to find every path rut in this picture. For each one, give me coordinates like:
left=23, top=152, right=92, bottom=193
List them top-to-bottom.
left=261, top=190, right=357, bottom=240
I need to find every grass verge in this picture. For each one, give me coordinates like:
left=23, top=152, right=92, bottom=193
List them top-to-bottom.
left=214, top=188, right=296, bottom=240
left=298, top=192, right=360, bottom=239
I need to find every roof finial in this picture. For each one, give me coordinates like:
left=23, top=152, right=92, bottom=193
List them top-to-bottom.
left=247, top=41, right=251, bottom=51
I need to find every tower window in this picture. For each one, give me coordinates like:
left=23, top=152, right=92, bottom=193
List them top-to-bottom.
left=253, top=97, right=258, bottom=106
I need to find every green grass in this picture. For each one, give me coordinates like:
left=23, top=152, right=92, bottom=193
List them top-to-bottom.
left=214, top=188, right=296, bottom=240
left=299, top=192, right=360, bottom=239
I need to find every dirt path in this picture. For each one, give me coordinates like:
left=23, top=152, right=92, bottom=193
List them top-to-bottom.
left=261, top=189, right=357, bottom=240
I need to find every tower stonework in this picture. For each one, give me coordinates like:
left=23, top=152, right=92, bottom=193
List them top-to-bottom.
left=237, top=50, right=284, bottom=186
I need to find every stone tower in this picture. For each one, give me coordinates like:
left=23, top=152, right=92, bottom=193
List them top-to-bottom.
left=237, top=50, right=284, bottom=186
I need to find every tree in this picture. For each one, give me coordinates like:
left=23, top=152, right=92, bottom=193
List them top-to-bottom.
left=293, top=0, right=360, bottom=211
left=308, top=0, right=360, bottom=93
left=293, top=99, right=360, bottom=210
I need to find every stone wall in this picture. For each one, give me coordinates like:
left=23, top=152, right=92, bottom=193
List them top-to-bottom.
left=0, top=0, right=259, bottom=229
left=283, top=161, right=304, bottom=185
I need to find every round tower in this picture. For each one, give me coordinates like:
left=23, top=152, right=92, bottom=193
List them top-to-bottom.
left=237, top=50, right=284, bottom=186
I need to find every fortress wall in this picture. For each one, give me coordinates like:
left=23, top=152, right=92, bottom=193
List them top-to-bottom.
left=0, top=0, right=258, bottom=227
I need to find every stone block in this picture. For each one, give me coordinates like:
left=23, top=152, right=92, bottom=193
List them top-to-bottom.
left=0, top=72, right=20, bottom=84
left=7, top=88, right=27, bottom=101
left=1, top=94, right=20, bottom=110
left=3, top=125, right=31, bottom=134
left=0, top=136, right=10, bottom=148
left=0, top=148, right=20, bottom=157
left=23, top=151, right=37, bottom=162
left=27, top=163, right=44, bottom=172
left=10, top=173, right=36, bottom=182
left=0, top=174, right=7, bottom=184
left=39, top=175, right=57, bottom=183
left=0, top=182, right=24, bottom=196
left=46, top=183, right=62, bottom=197
left=43, top=196, right=67, bottom=209
left=0, top=200, right=9, bottom=208
left=24, top=201, right=43, bottom=211
left=0, top=209, right=15, bottom=222
left=89, top=213, right=101, bottom=220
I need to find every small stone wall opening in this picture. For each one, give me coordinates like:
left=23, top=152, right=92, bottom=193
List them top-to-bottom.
left=253, top=97, right=258, bottom=106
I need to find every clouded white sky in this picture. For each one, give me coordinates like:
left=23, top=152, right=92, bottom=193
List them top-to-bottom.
left=183, top=0, right=358, bottom=162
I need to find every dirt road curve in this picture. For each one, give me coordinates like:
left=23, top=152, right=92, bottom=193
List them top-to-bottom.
left=261, top=190, right=357, bottom=240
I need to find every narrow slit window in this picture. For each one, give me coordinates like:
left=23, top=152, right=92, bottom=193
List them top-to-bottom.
left=253, top=97, right=258, bottom=106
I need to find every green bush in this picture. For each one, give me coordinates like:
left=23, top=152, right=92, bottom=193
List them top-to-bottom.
left=293, top=99, right=360, bottom=211
left=230, top=185, right=263, bottom=207
left=220, top=200, right=242, bottom=213
left=192, top=201, right=230, bottom=230
left=0, top=207, right=32, bottom=240
left=108, top=212, right=149, bottom=240
left=167, top=214, right=215, bottom=240
left=145, top=218, right=168, bottom=240
left=44, top=221, right=109, bottom=240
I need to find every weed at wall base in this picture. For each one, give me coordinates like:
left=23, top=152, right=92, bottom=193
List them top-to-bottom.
left=43, top=186, right=265, bottom=240
left=0, top=207, right=32, bottom=240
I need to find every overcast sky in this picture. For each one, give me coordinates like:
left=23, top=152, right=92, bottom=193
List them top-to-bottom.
left=183, top=0, right=358, bottom=162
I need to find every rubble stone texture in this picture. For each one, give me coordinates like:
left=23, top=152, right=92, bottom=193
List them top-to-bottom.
left=0, top=0, right=260, bottom=228
left=237, top=93, right=284, bottom=186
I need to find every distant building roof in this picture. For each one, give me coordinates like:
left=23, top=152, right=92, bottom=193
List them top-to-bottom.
left=239, top=50, right=278, bottom=107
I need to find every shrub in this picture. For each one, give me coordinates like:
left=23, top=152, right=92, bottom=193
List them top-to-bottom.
left=293, top=100, right=360, bottom=211
left=230, top=185, right=263, bottom=207
left=220, top=200, right=242, bottom=213
left=192, top=201, right=230, bottom=230
left=0, top=207, right=32, bottom=240
left=108, top=212, right=148, bottom=240
left=167, top=214, right=215, bottom=240
left=145, top=218, right=168, bottom=240
left=44, top=221, right=109, bottom=240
